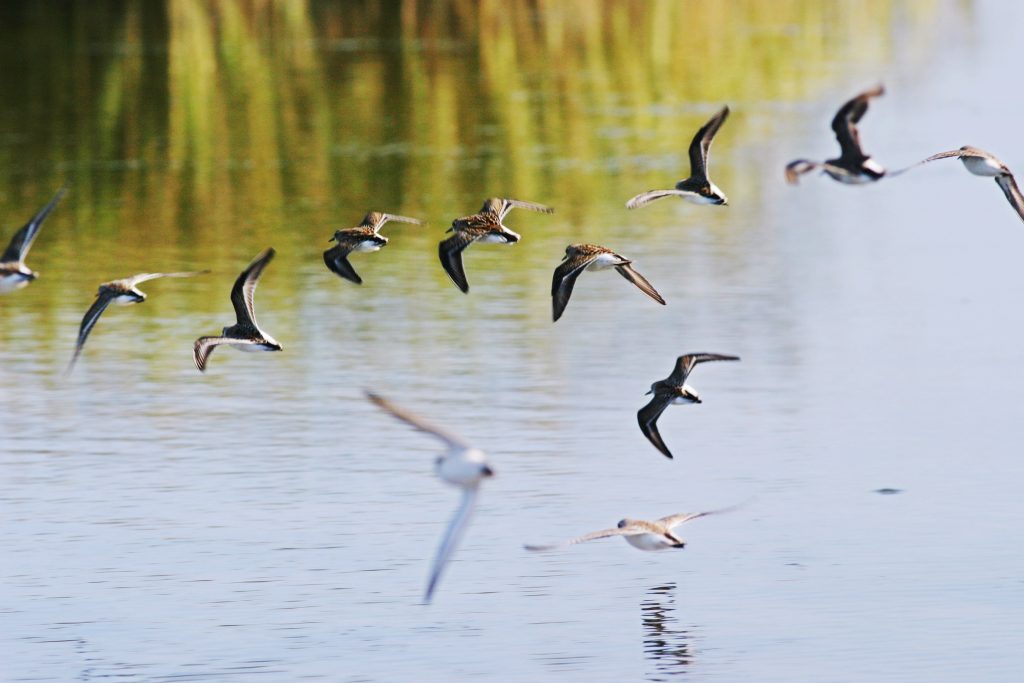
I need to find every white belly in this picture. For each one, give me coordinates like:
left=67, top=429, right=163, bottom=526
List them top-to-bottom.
left=962, top=155, right=1003, bottom=177
left=477, top=233, right=511, bottom=244
left=352, top=241, right=383, bottom=253
left=586, top=252, right=624, bottom=270
left=0, top=274, right=30, bottom=293
left=112, top=294, right=141, bottom=305
left=231, top=342, right=276, bottom=353
left=437, top=447, right=491, bottom=486
left=624, top=534, right=673, bottom=551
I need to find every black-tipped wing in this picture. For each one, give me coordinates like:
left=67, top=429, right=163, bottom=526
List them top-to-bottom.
left=831, top=86, right=884, bottom=161
left=688, top=105, right=729, bottom=181
left=995, top=174, right=1024, bottom=224
left=1, top=187, right=66, bottom=264
left=438, top=231, right=483, bottom=293
left=323, top=244, right=362, bottom=284
left=229, top=247, right=275, bottom=327
left=551, top=251, right=599, bottom=321
left=614, top=264, right=666, bottom=306
left=66, top=290, right=117, bottom=372
left=668, top=352, right=740, bottom=385
left=638, top=393, right=674, bottom=459
left=424, top=488, right=478, bottom=603
left=524, top=526, right=638, bottom=551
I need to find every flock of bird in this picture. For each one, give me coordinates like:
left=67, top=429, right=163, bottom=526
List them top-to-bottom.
left=3, top=85, right=1022, bottom=602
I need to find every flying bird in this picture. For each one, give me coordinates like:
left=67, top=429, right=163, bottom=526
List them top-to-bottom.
left=785, top=85, right=888, bottom=185
left=626, top=105, right=731, bottom=209
left=915, top=146, right=1024, bottom=223
left=0, top=187, right=67, bottom=293
left=439, top=197, right=553, bottom=293
left=323, top=211, right=424, bottom=285
left=551, top=243, right=665, bottom=321
left=193, top=248, right=282, bottom=372
left=67, top=270, right=208, bottom=373
left=638, top=353, right=740, bottom=459
left=366, top=391, right=495, bottom=603
left=524, top=506, right=737, bottom=552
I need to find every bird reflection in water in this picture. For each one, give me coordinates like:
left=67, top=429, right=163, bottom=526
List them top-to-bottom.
left=642, top=583, right=693, bottom=681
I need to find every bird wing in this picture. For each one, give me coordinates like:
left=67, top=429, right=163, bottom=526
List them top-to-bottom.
left=831, top=85, right=884, bottom=161
left=688, top=105, right=730, bottom=181
left=783, top=159, right=821, bottom=185
left=995, top=174, right=1024, bottom=224
left=1, top=186, right=67, bottom=264
left=625, top=189, right=699, bottom=209
left=482, top=198, right=553, bottom=220
left=364, top=212, right=424, bottom=232
left=438, top=230, right=483, bottom=293
left=323, top=243, right=362, bottom=285
left=229, top=247, right=275, bottom=327
left=551, top=250, right=599, bottom=321
left=614, top=264, right=666, bottom=305
left=126, top=271, right=208, bottom=286
left=66, top=289, right=117, bottom=373
left=192, top=336, right=263, bottom=372
left=668, top=352, right=741, bottom=385
left=365, top=391, right=471, bottom=449
left=637, top=393, right=675, bottom=459
left=424, top=488, right=479, bottom=603
left=657, top=502, right=744, bottom=530
left=524, top=526, right=638, bottom=551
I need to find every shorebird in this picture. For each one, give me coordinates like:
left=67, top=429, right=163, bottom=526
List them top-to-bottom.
left=785, top=85, right=888, bottom=185
left=626, top=105, right=730, bottom=209
left=915, top=146, right=1024, bottom=223
left=0, top=187, right=66, bottom=293
left=439, top=197, right=553, bottom=293
left=323, top=211, right=424, bottom=285
left=551, top=243, right=665, bottom=321
left=193, top=248, right=281, bottom=372
left=67, top=270, right=208, bottom=373
left=638, top=353, right=740, bottom=459
left=366, top=391, right=494, bottom=603
left=524, top=506, right=737, bottom=552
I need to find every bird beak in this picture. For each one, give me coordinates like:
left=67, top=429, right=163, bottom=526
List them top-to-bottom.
left=328, top=236, right=336, bottom=242
left=644, top=389, right=653, bottom=395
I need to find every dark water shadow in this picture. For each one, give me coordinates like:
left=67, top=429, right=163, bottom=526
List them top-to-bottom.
left=642, top=582, right=694, bottom=681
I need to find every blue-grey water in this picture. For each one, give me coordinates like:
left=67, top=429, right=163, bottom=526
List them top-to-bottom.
left=2, top=2, right=1023, bottom=681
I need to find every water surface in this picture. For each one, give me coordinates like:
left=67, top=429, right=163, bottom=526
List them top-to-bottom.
left=2, top=2, right=1023, bottom=681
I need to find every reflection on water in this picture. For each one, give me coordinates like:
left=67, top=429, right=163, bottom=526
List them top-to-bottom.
left=4, top=1, right=1024, bottom=682
left=642, top=583, right=693, bottom=681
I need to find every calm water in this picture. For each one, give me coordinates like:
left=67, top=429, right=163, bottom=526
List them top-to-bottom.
left=2, top=2, right=1023, bottom=681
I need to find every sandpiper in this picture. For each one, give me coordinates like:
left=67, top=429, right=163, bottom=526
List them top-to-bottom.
left=785, top=85, right=887, bottom=185
left=626, top=105, right=730, bottom=209
left=916, top=146, right=1024, bottom=223
left=0, top=187, right=66, bottom=293
left=439, top=197, right=553, bottom=293
left=323, top=211, right=424, bottom=285
left=551, top=243, right=665, bottom=321
left=193, top=248, right=281, bottom=372
left=67, top=270, right=208, bottom=373
left=638, top=353, right=740, bottom=459
left=366, top=391, right=494, bottom=603
left=524, top=506, right=737, bottom=552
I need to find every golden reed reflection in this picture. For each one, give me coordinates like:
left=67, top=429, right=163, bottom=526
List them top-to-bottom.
left=0, top=0, right=962, bottom=336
